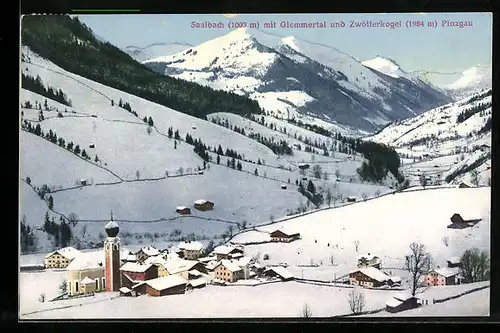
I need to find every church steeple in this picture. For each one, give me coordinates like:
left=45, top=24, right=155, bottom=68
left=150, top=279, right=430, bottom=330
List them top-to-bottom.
left=105, top=211, right=119, bottom=237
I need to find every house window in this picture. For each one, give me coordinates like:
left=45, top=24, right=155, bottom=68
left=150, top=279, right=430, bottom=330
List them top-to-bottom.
left=102, top=278, right=106, bottom=290
left=96, top=279, right=99, bottom=290
left=68, top=281, right=71, bottom=293
left=75, top=281, right=79, bottom=292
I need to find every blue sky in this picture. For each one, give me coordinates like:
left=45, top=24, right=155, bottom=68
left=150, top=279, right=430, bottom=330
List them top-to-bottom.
left=77, top=13, right=492, bottom=73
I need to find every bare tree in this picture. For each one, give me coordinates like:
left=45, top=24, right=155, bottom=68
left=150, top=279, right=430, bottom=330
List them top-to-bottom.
left=147, top=126, right=152, bottom=135
left=313, top=165, right=322, bottom=179
left=335, top=169, right=341, bottom=180
left=470, top=169, right=480, bottom=187
left=136, top=170, right=140, bottom=180
left=326, top=188, right=332, bottom=207
left=375, top=189, right=381, bottom=197
left=361, top=193, right=368, bottom=201
left=68, top=212, right=78, bottom=227
left=441, top=236, right=449, bottom=247
left=354, top=240, right=360, bottom=253
left=405, top=242, right=432, bottom=296
left=330, top=254, right=335, bottom=266
left=59, top=280, right=68, bottom=294
left=347, top=287, right=366, bottom=314
left=39, top=293, right=46, bottom=303
left=302, top=303, right=312, bottom=318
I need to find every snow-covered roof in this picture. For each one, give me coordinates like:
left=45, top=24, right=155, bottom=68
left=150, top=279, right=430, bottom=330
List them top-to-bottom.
left=348, top=196, right=358, bottom=200
left=194, top=199, right=208, bottom=205
left=176, top=206, right=189, bottom=210
left=452, top=212, right=482, bottom=222
left=105, top=221, right=119, bottom=230
left=178, top=241, right=204, bottom=251
left=213, top=245, right=239, bottom=255
left=137, top=246, right=160, bottom=257
left=45, top=247, right=82, bottom=260
left=66, top=251, right=104, bottom=271
left=231, top=253, right=243, bottom=259
left=357, top=253, right=378, bottom=261
left=125, top=254, right=137, bottom=262
left=144, top=255, right=166, bottom=265
left=234, top=256, right=252, bottom=267
left=198, top=257, right=214, bottom=263
left=447, top=257, right=461, bottom=264
left=164, top=259, right=199, bottom=275
left=218, top=259, right=242, bottom=272
left=205, top=260, right=220, bottom=270
left=119, top=262, right=154, bottom=273
left=251, top=262, right=262, bottom=269
left=267, top=266, right=294, bottom=279
left=350, top=267, right=389, bottom=282
left=433, top=267, right=460, bottom=278
left=188, top=269, right=202, bottom=277
left=146, top=275, right=187, bottom=291
left=389, top=276, right=402, bottom=283
left=80, top=277, right=95, bottom=285
left=188, top=278, right=207, bottom=287
left=119, top=287, right=131, bottom=293
left=393, top=293, right=414, bottom=301
left=386, top=298, right=403, bottom=308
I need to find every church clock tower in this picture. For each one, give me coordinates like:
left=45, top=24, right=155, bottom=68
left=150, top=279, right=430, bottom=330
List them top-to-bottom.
left=104, top=211, right=121, bottom=292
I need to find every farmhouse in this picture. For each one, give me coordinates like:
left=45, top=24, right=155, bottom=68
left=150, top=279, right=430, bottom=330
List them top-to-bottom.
left=194, top=199, right=214, bottom=211
left=176, top=206, right=191, bottom=215
left=448, top=213, right=482, bottom=229
left=269, top=229, right=301, bottom=243
left=178, top=241, right=204, bottom=260
left=212, top=245, right=244, bottom=260
left=44, top=246, right=82, bottom=269
left=135, top=246, right=161, bottom=263
left=66, top=251, right=105, bottom=297
left=357, top=253, right=381, bottom=269
left=163, top=258, right=207, bottom=280
left=214, top=259, right=244, bottom=283
left=119, top=262, right=158, bottom=289
left=263, top=266, right=294, bottom=281
left=349, top=267, right=389, bottom=288
left=424, top=267, right=461, bottom=286
left=145, top=275, right=188, bottom=297
left=187, top=278, right=207, bottom=289
left=386, top=293, right=421, bottom=313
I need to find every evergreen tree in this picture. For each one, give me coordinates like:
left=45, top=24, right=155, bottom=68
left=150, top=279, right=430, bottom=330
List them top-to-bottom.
left=119, top=98, right=123, bottom=107
left=111, top=99, right=114, bottom=106
left=143, top=116, right=148, bottom=123
left=148, top=117, right=154, bottom=126
left=168, top=127, right=173, bottom=138
left=174, top=130, right=180, bottom=140
left=174, top=140, right=177, bottom=149
left=74, top=145, right=81, bottom=155
left=217, top=145, right=224, bottom=155
left=81, top=149, right=88, bottom=158
left=217, top=154, right=220, bottom=164
left=94, top=155, right=99, bottom=162
left=231, top=158, right=236, bottom=169
left=227, top=159, right=231, bottom=167
left=237, top=161, right=242, bottom=171
left=254, top=168, right=258, bottom=176
left=307, top=180, right=316, bottom=194
left=47, top=195, right=54, bottom=209
left=43, top=211, right=51, bottom=233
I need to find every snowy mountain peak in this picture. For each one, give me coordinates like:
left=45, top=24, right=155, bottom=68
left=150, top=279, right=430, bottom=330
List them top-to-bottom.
left=362, top=56, right=406, bottom=78
left=447, top=65, right=492, bottom=90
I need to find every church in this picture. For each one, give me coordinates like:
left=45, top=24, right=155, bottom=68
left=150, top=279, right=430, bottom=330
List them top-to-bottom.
left=66, top=212, right=122, bottom=296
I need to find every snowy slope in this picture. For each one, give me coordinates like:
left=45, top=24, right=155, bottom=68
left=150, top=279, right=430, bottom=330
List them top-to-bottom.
left=143, top=28, right=450, bottom=133
left=124, top=42, right=192, bottom=63
left=362, top=56, right=406, bottom=79
left=233, top=187, right=490, bottom=278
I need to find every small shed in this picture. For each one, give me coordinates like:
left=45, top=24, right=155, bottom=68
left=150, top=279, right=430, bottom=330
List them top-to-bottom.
left=192, top=125, right=197, bottom=129
left=89, top=144, right=95, bottom=148
left=298, top=163, right=310, bottom=170
left=80, top=179, right=87, bottom=186
left=281, top=184, right=287, bottom=190
left=347, top=196, right=357, bottom=202
left=194, top=199, right=214, bottom=211
left=176, top=206, right=191, bottom=215
left=448, top=213, right=482, bottom=228
left=447, top=257, right=461, bottom=268
left=263, top=266, right=294, bottom=281
left=188, top=278, right=207, bottom=289
left=119, top=287, right=132, bottom=296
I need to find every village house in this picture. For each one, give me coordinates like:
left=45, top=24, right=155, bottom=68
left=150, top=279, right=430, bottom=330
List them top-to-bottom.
left=194, top=199, right=214, bottom=211
left=176, top=206, right=191, bottom=215
left=448, top=213, right=482, bottom=229
left=269, top=230, right=301, bottom=243
left=178, top=241, right=204, bottom=260
left=212, top=245, right=244, bottom=260
left=44, top=246, right=82, bottom=269
left=135, top=246, right=161, bottom=263
left=66, top=251, right=105, bottom=297
left=357, top=253, right=381, bottom=269
left=231, top=256, right=253, bottom=279
left=162, top=258, right=207, bottom=280
left=214, top=259, right=244, bottom=283
left=119, top=262, right=158, bottom=289
left=263, top=266, right=294, bottom=281
left=349, top=267, right=389, bottom=288
left=424, top=267, right=461, bottom=286
left=145, top=275, right=188, bottom=297
left=387, top=276, right=402, bottom=287
left=386, top=293, right=422, bottom=313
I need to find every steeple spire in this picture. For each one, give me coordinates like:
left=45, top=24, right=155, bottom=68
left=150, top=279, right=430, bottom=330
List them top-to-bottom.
left=111, top=210, right=114, bottom=221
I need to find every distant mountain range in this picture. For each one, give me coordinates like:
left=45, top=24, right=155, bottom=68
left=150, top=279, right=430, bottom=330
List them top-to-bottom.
left=136, top=28, right=452, bottom=133
left=123, top=42, right=192, bottom=63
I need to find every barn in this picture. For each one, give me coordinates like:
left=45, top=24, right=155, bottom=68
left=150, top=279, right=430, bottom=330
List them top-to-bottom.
left=194, top=199, right=214, bottom=211
left=176, top=206, right=191, bottom=215
left=448, top=213, right=482, bottom=229
left=269, top=230, right=301, bottom=243
left=119, top=262, right=158, bottom=289
left=263, top=266, right=294, bottom=281
left=145, top=275, right=188, bottom=297
left=386, top=294, right=421, bottom=313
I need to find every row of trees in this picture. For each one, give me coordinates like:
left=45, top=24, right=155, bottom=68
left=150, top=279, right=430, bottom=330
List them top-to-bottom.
left=22, top=15, right=264, bottom=120
left=21, top=73, right=72, bottom=107
left=456, top=101, right=492, bottom=124
left=22, top=121, right=98, bottom=163
left=43, top=212, right=73, bottom=248
left=20, top=215, right=38, bottom=253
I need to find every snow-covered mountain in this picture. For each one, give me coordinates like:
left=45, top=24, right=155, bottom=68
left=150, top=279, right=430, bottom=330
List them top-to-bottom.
left=142, top=28, right=451, bottom=133
left=124, top=42, right=192, bottom=63
left=361, top=56, right=411, bottom=80
left=367, top=89, right=492, bottom=185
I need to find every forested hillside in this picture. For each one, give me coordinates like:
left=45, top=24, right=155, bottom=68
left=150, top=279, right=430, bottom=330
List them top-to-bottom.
left=21, top=15, right=263, bottom=119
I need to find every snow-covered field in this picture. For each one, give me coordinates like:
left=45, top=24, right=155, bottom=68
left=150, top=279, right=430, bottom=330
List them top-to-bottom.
left=233, top=187, right=490, bottom=278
